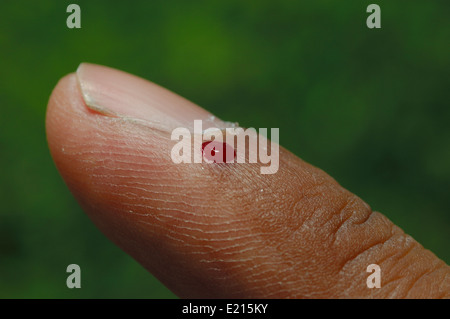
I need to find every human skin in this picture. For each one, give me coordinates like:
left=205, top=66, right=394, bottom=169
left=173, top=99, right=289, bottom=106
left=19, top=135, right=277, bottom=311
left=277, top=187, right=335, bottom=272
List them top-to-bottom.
left=46, top=63, right=449, bottom=298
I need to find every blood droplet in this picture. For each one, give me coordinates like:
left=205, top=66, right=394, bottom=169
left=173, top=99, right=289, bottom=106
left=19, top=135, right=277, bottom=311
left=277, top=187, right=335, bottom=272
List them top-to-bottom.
left=202, top=141, right=236, bottom=163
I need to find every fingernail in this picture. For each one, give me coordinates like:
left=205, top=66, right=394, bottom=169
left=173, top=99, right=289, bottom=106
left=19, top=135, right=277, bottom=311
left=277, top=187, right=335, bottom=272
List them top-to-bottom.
left=76, top=63, right=230, bottom=131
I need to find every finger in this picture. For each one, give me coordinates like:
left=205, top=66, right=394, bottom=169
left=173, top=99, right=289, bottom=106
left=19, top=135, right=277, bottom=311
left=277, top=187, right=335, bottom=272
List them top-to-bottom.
left=46, top=63, right=449, bottom=298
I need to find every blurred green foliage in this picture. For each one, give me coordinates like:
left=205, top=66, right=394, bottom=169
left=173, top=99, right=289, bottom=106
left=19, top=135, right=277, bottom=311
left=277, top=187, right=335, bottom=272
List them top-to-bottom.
left=0, top=0, right=448, bottom=298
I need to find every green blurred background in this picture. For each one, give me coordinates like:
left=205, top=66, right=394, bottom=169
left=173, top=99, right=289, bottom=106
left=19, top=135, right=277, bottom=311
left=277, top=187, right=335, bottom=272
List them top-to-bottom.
left=0, top=0, right=449, bottom=298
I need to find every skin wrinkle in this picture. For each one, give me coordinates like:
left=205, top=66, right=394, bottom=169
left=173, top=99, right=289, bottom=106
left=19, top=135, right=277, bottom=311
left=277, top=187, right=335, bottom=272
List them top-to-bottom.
left=46, top=72, right=450, bottom=298
left=144, top=166, right=304, bottom=298
left=88, top=173, right=232, bottom=197
left=91, top=183, right=216, bottom=210
left=270, top=186, right=351, bottom=259
left=328, top=197, right=359, bottom=237
left=142, top=223, right=262, bottom=243
left=138, top=230, right=262, bottom=258
left=339, top=233, right=395, bottom=275
left=378, top=242, right=420, bottom=298
left=403, top=252, right=448, bottom=298
left=213, top=263, right=298, bottom=283
left=406, top=265, right=441, bottom=298
left=433, top=268, right=449, bottom=298
left=438, top=272, right=450, bottom=298
left=383, top=279, right=406, bottom=298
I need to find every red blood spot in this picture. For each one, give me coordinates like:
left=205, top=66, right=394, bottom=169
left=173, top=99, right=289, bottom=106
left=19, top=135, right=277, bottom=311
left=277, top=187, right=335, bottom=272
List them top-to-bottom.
left=202, top=141, right=236, bottom=163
